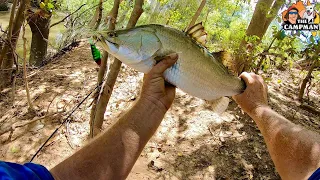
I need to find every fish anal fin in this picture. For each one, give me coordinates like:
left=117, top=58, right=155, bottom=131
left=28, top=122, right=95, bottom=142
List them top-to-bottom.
left=205, top=97, right=230, bottom=114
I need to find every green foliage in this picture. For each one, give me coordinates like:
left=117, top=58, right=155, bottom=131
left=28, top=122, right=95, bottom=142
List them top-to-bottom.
left=39, top=0, right=57, bottom=14
left=54, top=0, right=317, bottom=76
left=54, top=0, right=250, bottom=54
left=135, top=0, right=249, bottom=52
left=245, top=24, right=307, bottom=72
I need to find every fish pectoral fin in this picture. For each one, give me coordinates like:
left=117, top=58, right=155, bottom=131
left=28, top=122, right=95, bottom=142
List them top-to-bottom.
left=153, top=49, right=177, bottom=63
left=205, top=97, right=230, bottom=114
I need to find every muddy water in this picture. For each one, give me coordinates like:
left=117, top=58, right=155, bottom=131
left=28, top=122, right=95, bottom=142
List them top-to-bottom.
left=0, top=11, right=66, bottom=58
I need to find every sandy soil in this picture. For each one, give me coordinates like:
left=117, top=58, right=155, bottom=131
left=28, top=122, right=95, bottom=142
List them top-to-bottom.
left=0, top=43, right=319, bottom=180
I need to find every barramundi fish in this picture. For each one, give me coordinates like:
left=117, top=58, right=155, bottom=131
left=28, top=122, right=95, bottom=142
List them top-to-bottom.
left=95, top=24, right=246, bottom=101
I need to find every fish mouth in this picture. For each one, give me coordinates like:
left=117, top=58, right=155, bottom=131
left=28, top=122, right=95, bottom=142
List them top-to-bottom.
left=93, top=34, right=119, bottom=52
left=105, top=39, right=118, bottom=46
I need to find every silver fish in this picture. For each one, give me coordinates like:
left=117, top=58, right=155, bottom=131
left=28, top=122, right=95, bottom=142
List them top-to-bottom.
left=96, top=24, right=245, bottom=101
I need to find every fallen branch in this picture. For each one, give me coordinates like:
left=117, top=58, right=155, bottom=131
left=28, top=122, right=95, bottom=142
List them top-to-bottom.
left=50, top=4, right=87, bottom=28
left=41, top=40, right=81, bottom=66
left=295, top=59, right=320, bottom=70
left=29, top=81, right=104, bottom=162
left=299, top=103, right=320, bottom=115
left=0, top=112, right=61, bottom=136
left=14, top=112, right=61, bottom=128
left=65, top=121, right=77, bottom=149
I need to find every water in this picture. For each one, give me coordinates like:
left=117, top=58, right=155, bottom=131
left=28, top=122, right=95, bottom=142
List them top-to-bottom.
left=0, top=10, right=66, bottom=59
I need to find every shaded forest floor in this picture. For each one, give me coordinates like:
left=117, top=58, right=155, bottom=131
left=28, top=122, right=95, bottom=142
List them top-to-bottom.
left=0, top=43, right=319, bottom=180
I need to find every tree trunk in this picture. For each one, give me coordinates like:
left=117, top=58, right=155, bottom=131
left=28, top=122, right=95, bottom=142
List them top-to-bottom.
left=0, top=0, right=26, bottom=89
left=0, top=0, right=17, bottom=67
left=89, top=0, right=103, bottom=29
left=90, top=0, right=144, bottom=137
left=90, top=0, right=121, bottom=138
left=126, top=0, right=143, bottom=28
left=187, top=0, right=206, bottom=30
left=236, top=0, right=284, bottom=73
left=28, top=14, right=51, bottom=66
left=23, top=17, right=35, bottom=111
left=298, top=45, right=320, bottom=101
left=298, top=60, right=318, bottom=101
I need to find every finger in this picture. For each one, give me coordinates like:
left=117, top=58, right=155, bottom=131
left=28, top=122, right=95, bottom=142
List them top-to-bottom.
left=152, top=54, right=178, bottom=74
left=239, top=72, right=255, bottom=85
left=255, top=75, right=266, bottom=86
left=166, top=84, right=176, bottom=94
left=232, top=95, right=237, bottom=100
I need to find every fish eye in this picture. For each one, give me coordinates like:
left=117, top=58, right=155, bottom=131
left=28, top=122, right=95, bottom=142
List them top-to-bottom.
left=108, top=32, right=117, bottom=38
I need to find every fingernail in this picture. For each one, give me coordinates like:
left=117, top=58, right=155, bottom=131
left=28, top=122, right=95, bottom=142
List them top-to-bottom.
left=168, top=53, right=178, bottom=60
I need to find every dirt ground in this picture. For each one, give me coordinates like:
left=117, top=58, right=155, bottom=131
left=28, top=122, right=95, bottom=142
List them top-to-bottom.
left=0, top=43, right=319, bottom=180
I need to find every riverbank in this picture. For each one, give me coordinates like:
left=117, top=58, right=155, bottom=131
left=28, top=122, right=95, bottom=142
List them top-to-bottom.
left=0, top=10, right=66, bottom=59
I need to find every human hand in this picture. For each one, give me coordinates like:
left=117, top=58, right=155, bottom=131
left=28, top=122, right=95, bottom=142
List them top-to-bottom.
left=140, top=54, right=178, bottom=112
left=232, top=72, right=269, bottom=115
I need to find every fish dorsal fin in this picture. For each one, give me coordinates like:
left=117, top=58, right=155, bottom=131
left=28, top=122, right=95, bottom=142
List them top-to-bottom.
left=186, top=22, right=207, bottom=46
left=211, top=51, right=238, bottom=76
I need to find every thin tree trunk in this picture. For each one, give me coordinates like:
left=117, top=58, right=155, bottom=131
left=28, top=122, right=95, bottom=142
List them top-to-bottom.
left=0, top=0, right=26, bottom=89
left=0, top=0, right=16, bottom=68
left=0, top=0, right=16, bottom=67
left=7, top=0, right=17, bottom=41
left=8, top=0, right=19, bottom=104
left=89, top=0, right=103, bottom=29
left=90, top=0, right=121, bottom=138
left=91, top=0, right=144, bottom=137
left=94, top=0, right=103, bottom=30
left=126, top=0, right=143, bottom=28
left=187, top=0, right=206, bottom=30
left=245, top=0, right=275, bottom=39
left=261, top=0, right=284, bottom=38
left=23, top=9, right=34, bottom=111
left=298, top=46, right=320, bottom=101
left=298, top=60, right=318, bottom=101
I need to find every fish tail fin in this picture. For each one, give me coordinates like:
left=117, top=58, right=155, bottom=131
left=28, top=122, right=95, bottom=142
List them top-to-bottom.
left=206, top=97, right=230, bottom=114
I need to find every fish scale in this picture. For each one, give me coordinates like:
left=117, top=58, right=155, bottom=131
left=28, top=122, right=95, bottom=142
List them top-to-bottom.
left=96, top=24, right=245, bottom=101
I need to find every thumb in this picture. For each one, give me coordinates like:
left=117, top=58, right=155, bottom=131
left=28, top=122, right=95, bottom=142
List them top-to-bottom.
left=152, top=53, right=178, bottom=74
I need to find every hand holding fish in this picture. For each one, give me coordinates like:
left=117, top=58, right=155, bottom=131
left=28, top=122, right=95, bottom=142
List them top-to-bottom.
left=140, top=54, right=179, bottom=111
left=232, top=72, right=268, bottom=115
